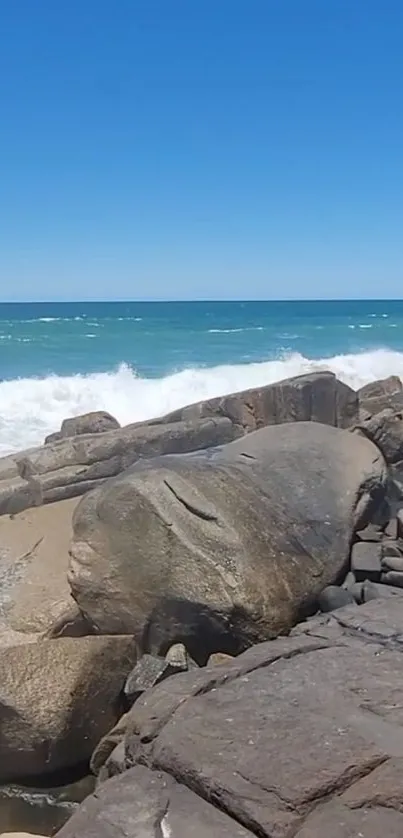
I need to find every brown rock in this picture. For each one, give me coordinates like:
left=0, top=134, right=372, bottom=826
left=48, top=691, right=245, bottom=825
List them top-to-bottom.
left=68, top=422, right=386, bottom=658
left=0, top=635, right=137, bottom=782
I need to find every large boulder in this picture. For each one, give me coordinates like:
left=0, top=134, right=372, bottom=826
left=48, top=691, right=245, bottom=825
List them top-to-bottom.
left=161, top=370, right=359, bottom=430
left=68, top=422, right=386, bottom=659
left=0, top=497, right=79, bottom=634
left=0, top=635, right=137, bottom=782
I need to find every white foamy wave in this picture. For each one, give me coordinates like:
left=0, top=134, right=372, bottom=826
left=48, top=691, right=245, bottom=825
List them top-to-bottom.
left=1, top=348, right=403, bottom=455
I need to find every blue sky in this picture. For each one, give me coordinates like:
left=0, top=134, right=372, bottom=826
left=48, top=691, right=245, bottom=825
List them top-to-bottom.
left=0, top=0, right=402, bottom=301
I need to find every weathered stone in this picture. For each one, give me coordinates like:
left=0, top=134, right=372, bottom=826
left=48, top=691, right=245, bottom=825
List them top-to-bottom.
left=163, top=371, right=358, bottom=430
left=358, top=375, right=402, bottom=402
left=358, top=408, right=403, bottom=465
left=61, top=411, right=120, bottom=438
left=0, top=417, right=239, bottom=516
left=68, top=422, right=386, bottom=657
left=398, top=508, right=403, bottom=537
left=350, top=541, right=382, bottom=581
left=382, top=570, right=403, bottom=588
left=318, top=585, right=356, bottom=613
left=44, top=600, right=95, bottom=638
left=121, top=609, right=403, bottom=838
left=0, top=635, right=137, bottom=781
left=165, top=642, right=192, bottom=672
left=207, top=652, right=236, bottom=666
left=123, top=654, right=171, bottom=705
left=56, top=765, right=254, bottom=838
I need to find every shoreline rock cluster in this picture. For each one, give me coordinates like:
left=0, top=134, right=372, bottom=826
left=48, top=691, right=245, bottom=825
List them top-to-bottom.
left=2, top=370, right=403, bottom=836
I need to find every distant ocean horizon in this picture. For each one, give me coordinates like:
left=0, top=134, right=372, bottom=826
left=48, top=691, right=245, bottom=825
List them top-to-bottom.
left=1, top=298, right=403, bottom=456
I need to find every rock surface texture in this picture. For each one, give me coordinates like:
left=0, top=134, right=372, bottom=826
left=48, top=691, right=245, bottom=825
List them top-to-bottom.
left=68, top=421, right=386, bottom=657
left=56, top=597, right=403, bottom=838
left=0, top=635, right=137, bottom=781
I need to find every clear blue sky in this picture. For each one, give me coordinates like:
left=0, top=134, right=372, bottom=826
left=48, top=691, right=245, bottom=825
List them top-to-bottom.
left=1, top=0, right=402, bottom=301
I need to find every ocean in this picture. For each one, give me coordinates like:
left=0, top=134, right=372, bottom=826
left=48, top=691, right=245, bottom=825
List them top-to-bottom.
left=1, top=298, right=403, bottom=456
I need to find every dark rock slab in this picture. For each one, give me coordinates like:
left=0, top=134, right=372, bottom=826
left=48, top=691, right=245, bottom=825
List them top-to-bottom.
left=122, top=615, right=403, bottom=838
left=124, top=654, right=176, bottom=705
left=56, top=765, right=254, bottom=837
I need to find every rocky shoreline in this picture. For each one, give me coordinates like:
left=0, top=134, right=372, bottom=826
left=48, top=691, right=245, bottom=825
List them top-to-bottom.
left=2, top=370, right=403, bottom=837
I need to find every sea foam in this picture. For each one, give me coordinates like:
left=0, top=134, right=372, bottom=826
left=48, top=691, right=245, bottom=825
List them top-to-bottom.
left=0, top=348, right=403, bottom=456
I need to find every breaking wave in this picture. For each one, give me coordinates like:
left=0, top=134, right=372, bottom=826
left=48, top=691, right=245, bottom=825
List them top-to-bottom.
left=1, top=348, right=403, bottom=455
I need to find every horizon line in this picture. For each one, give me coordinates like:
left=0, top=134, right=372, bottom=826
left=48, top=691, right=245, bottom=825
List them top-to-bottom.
left=0, top=297, right=403, bottom=305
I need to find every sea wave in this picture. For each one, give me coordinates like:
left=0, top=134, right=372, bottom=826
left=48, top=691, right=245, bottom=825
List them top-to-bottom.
left=1, top=348, right=403, bottom=456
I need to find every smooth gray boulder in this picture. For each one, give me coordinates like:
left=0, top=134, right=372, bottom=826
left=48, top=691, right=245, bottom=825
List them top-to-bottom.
left=68, top=422, right=386, bottom=660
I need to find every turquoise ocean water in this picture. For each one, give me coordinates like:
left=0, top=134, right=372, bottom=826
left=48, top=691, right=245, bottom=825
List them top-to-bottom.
left=1, top=299, right=403, bottom=454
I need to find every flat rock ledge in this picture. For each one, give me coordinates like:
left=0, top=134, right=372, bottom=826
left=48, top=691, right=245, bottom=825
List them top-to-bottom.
left=58, top=596, right=403, bottom=838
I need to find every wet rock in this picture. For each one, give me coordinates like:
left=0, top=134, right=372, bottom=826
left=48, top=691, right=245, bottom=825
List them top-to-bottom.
left=350, top=541, right=382, bottom=581
left=318, top=585, right=356, bottom=613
